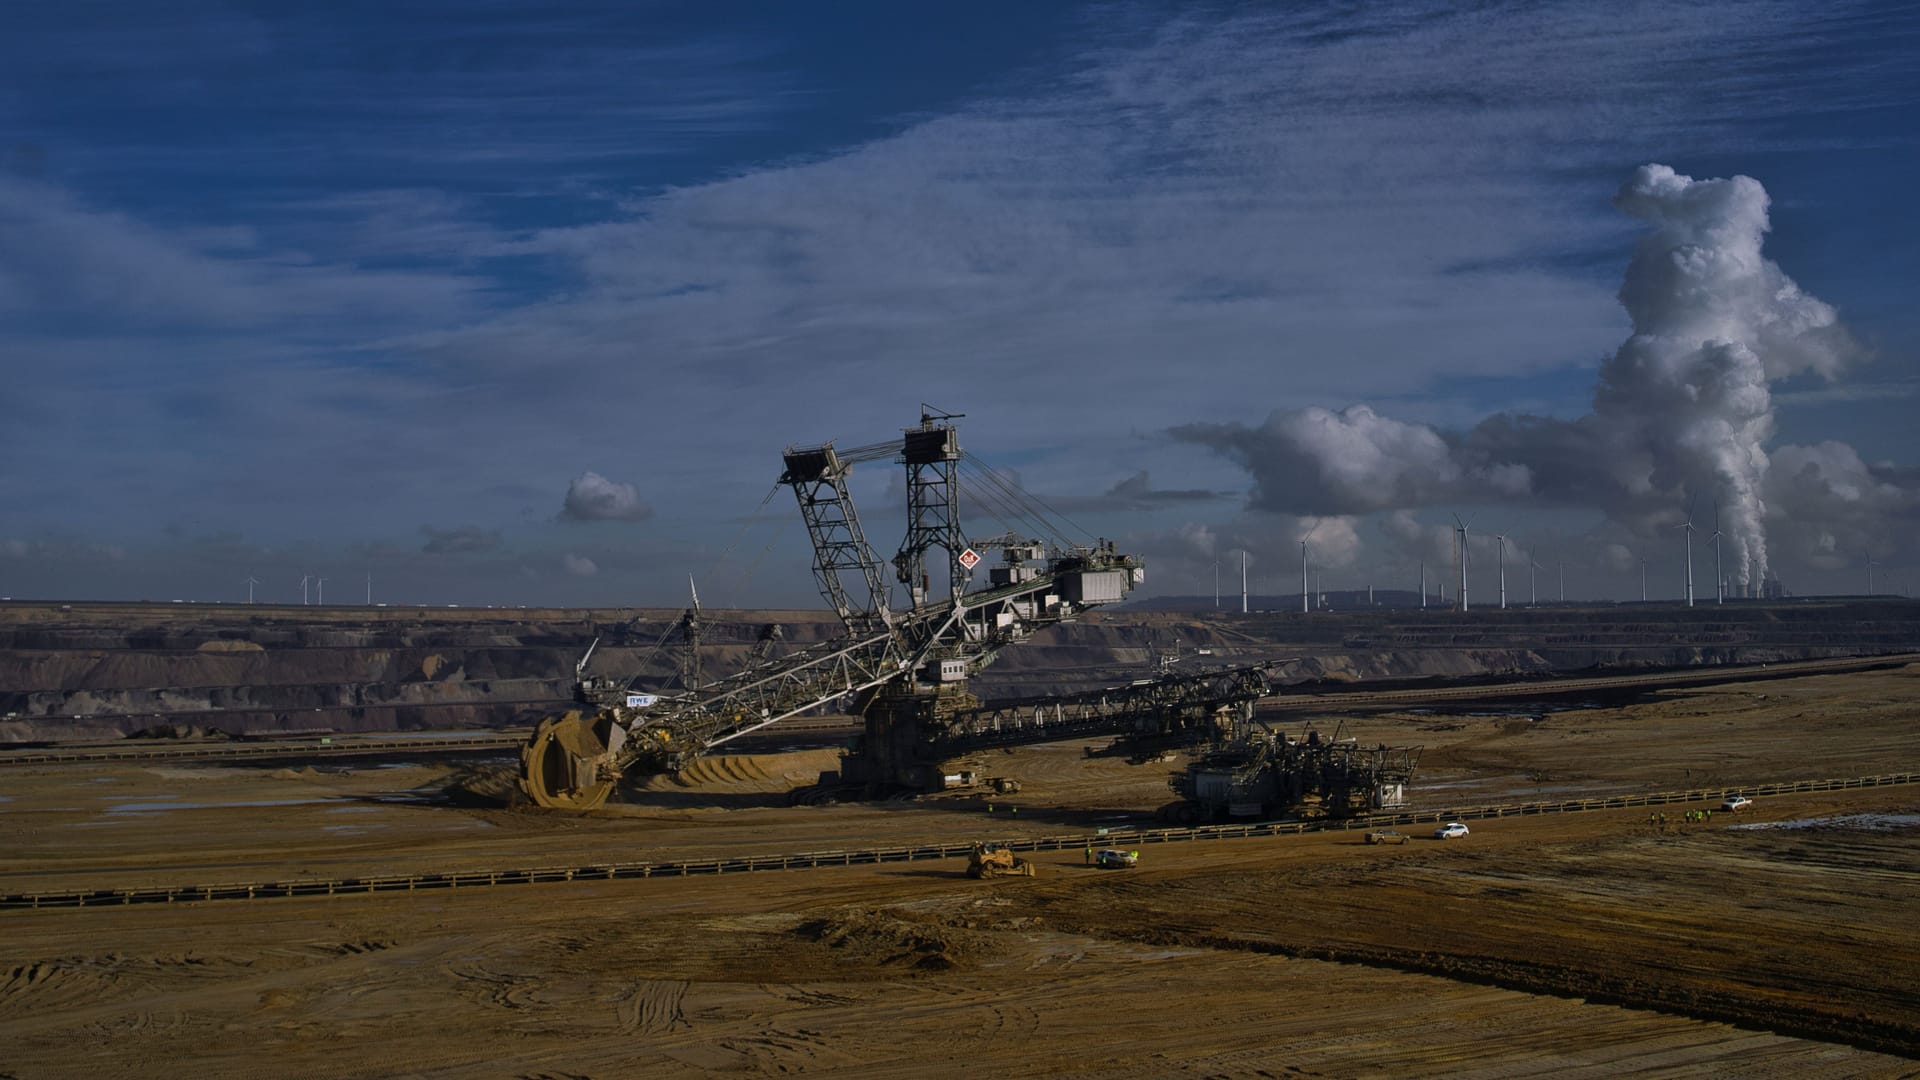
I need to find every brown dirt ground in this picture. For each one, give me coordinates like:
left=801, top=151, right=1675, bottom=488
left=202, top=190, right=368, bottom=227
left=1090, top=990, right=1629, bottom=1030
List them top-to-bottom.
left=2, top=665, right=1918, bottom=1077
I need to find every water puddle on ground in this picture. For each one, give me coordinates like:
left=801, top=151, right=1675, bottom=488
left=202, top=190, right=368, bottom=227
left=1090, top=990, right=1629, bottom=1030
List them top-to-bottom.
left=366, top=731, right=502, bottom=741
left=1416, top=779, right=1498, bottom=791
left=1485, top=783, right=1620, bottom=799
left=367, top=792, right=442, bottom=805
left=104, top=797, right=333, bottom=814
left=1730, top=813, right=1920, bottom=832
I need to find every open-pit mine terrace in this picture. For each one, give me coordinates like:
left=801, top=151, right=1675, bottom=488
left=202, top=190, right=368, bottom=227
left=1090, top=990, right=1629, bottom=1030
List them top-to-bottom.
left=4, top=596, right=1917, bottom=741
left=3, top=599, right=1918, bottom=1075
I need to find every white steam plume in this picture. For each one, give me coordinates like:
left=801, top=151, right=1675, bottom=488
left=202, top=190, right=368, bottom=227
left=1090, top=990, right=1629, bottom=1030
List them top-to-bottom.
left=1176, top=164, right=1862, bottom=588
left=1590, top=164, right=1849, bottom=587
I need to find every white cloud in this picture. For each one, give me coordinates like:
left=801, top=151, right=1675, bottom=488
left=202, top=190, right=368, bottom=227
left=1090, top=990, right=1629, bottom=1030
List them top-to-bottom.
left=0, top=2, right=1909, bottom=603
left=1178, top=164, right=1885, bottom=591
left=0, top=174, right=482, bottom=333
left=560, top=472, right=652, bottom=522
left=420, top=525, right=502, bottom=555
left=561, top=552, right=598, bottom=577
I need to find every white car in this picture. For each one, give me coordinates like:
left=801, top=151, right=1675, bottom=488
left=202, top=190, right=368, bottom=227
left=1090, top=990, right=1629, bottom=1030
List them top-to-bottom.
left=1720, top=795, right=1754, bottom=811
left=1433, top=822, right=1470, bottom=839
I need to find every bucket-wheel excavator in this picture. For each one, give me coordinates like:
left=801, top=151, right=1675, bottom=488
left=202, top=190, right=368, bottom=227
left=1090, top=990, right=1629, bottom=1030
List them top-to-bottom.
left=519, top=411, right=1146, bottom=809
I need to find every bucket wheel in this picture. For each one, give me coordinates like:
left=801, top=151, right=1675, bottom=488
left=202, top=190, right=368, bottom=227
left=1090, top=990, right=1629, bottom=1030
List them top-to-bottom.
left=520, top=711, right=619, bottom=810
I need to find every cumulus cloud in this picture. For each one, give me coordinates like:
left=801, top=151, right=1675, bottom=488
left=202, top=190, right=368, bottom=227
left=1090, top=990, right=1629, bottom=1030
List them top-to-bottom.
left=1, top=6, right=1909, bottom=605
left=1179, top=164, right=1889, bottom=591
left=1173, top=405, right=1526, bottom=515
left=1764, top=442, right=1920, bottom=576
left=560, top=472, right=652, bottom=522
left=1378, top=510, right=1458, bottom=568
left=1294, top=516, right=1363, bottom=571
left=420, top=525, right=502, bottom=555
left=561, top=552, right=598, bottom=577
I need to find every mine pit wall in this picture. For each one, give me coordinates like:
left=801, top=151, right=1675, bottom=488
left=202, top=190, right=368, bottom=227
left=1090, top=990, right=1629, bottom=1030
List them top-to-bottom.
left=2, top=599, right=1917, bottom=742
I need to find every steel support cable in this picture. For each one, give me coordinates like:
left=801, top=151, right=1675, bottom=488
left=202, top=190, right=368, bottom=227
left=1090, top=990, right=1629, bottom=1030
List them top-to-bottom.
left=831, top=439, right=900, bottom=465
left=961, top=454, right=1078, bottom=543
left=959, top=455, right=1088, bottom=546
left=957, top=456, right=1036, bottom=526
left=956, top=458, right=1052, bottom=540
left=988, top=460, right=1099, bottom=544
left=954, top=462, right=1035, bottom=541
left=700, top=481, right=786, bottom=608
left=732, top=514, right=797, bottom=603
left=630, top=613, right=687, bottom=687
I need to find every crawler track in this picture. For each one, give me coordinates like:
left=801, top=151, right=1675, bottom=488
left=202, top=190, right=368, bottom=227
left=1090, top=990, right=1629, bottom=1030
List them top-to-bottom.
left=5, top=772, right=1911, bottom=911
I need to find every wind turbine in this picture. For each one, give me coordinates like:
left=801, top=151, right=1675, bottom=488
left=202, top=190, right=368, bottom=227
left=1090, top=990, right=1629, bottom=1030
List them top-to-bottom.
left=1676, top=498, right=1697, bottom=607
left=1709, top=501, right=1724, bottom=605
left=1452, top=514, right=1474, bottom=611
left=1299, top=521, right=1319, bottom=615
left=1494, top=533, right=1508, bottom=610
left=1528, top=547, right=1542, bottom=607
left=1241, top=550, right=1248, bottom=614
left=1558, top=556, right=1565, bottom=604
left=1867, top=557, right=1880, bottom=596
left=1639, top=558, right=1648, bottom=603
left=1211, top=559, right=1220, bottom=609
left=1419, top=560, right=1426, bottom=609
left=299, top=574, right=310, bottom=606
left=243, top=576, right=259, bottom=604
left=316, top=577, right=327, bottom=605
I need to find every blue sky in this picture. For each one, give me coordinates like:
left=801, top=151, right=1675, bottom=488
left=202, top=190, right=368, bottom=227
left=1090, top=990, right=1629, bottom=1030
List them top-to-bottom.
left=2, top=1, right=1916, bottom=607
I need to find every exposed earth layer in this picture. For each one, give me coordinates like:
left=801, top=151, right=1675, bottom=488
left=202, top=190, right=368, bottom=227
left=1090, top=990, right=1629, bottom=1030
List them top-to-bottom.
left=2, top=664, right=1917, bottom=1076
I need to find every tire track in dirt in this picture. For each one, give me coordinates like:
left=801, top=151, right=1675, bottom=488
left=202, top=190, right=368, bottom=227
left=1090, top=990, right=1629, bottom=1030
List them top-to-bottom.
left=1025, top=818, right=1920, bottom=1060
left=444, top=961, right=548, bottom=1011
left=614, top=978, right=690, bottom=1034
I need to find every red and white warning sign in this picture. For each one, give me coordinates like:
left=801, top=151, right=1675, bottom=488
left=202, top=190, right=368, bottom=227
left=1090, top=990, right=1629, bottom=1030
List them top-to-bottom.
left=957, top=548, right=980, bottom=571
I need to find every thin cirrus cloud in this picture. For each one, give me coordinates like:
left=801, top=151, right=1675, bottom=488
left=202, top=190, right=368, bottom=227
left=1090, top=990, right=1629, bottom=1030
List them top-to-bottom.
left=0, top=1, right=1911, bottom=604
left=419, top=525, right=503, bottom=556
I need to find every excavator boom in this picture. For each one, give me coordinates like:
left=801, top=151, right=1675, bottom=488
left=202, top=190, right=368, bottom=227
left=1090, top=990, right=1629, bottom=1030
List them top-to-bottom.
left=519, top=414, right=1144, bottom=809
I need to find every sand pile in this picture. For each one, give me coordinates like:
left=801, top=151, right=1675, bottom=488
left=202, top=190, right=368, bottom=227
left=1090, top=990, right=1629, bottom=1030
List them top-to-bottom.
left=645, top=749, right=843, bottom=795
left=441, top=763, right=521, bottom=806
left=794, top=908, right=985, bottom=972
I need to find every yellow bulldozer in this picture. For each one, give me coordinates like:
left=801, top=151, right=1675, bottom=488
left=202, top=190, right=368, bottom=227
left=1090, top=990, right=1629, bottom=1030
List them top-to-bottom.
left=966, top=841, right=1035, bottom=879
